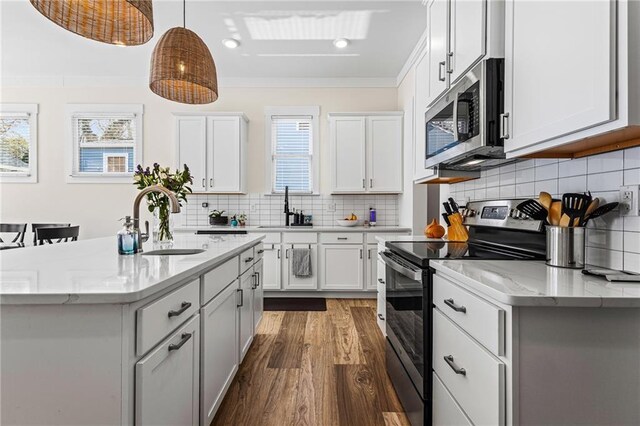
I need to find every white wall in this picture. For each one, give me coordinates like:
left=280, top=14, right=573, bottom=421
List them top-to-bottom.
left=0, top=85, right=398, bottom=239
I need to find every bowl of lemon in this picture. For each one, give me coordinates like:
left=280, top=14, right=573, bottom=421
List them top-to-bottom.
left=336, top=213, right=360, bottom=227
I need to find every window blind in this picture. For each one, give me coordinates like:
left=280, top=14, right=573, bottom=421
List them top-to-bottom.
left=72, top=114, right=136, bottom=174
left=0, top=115, right=31, bottom=174
left=271, top=116, right=313, bottom=193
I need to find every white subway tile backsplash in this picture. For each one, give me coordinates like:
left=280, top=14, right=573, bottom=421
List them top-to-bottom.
left=624, top=147, right=640, bottom=170
left=587, top=150, right=624, bottom=174
left=558, top=158, right=587, bottom=178
left=535, top=163, right=559, bottom=181
left=515, top=167, right=535, bottom=184
left=623, top=168, right=640, bottom=185
left=500, top=171, right=516, bottom=186
left=586, top=171, right=623, bottom=192
left=558, top=175, right=587, bottom=194
left=534, top=179, right=558, bottom=196
left=515, top=182, right=535, bottom=198
left=586, top=229, right=623, bottom=251
left=623, top=232, right=640, bottom=254
left=586, top=247, right=623, bottom=270
left=623, top=252, right=640, bottom=273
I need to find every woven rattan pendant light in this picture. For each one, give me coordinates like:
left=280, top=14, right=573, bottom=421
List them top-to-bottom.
left=30, top=0, right=153, bottom=46
left=149, top=0, right=218, bottom=104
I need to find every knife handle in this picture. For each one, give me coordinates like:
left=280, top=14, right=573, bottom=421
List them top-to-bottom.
left=442, top=213, right=451, bottom=226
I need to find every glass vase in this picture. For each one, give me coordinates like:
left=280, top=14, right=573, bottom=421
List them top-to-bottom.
left=153, top=206, right=174, bottom=246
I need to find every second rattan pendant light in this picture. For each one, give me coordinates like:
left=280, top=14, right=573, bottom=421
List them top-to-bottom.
left=30, top=0, right=154, bottom=46
left=149, top=0, right=218, bottom=104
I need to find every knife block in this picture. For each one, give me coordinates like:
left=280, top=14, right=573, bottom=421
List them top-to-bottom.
left=446, top=213, right=469, bottom=242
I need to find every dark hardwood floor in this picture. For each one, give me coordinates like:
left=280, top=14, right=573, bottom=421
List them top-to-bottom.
left=212, top=299, right=411, bottom=426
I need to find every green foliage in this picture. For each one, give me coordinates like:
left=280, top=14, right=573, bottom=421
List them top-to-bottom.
left=209, top=210, right=225, bottom=218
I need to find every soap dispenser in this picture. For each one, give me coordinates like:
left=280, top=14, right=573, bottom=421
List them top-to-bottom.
left=117, top=216, right=137, bottom=255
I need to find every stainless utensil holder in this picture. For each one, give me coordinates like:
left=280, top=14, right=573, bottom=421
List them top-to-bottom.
left=546, top=226, right=585, bottom=269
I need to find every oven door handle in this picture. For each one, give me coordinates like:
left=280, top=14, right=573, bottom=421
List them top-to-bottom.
left=380, top=251, right=422, bottom=281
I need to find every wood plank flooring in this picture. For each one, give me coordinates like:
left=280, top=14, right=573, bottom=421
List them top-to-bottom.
left=212, top=299, right=411, bottom=426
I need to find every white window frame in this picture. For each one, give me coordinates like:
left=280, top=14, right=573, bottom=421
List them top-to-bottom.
left=0, top=103, right=38, bottom=183
left=65, top=104, right=143, bottom=184
left=264, top=106, right=320, bottom=195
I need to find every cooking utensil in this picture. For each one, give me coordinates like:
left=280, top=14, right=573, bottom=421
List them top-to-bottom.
left=539, top=192, right=552, bottom=210
left=559, top=193, right=590, bottom=227
left=578, top=198, right=600, bottom=226
left=516, top=199, right=548, bottom=222
left=549, top=201, right=562, bottom=226
left=582, top=202, right=619, bottom=224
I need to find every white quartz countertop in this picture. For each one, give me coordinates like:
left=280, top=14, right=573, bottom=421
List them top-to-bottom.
left=176, top=225, right=411, bottom=233
left=0, top=234, right=264, bottom=305
left=375, top=234, right=444, bottom=243
left=431, top=260, right=640, bottom=307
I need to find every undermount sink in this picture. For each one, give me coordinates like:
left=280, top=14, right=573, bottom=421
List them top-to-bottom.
left=142, top=248, right=206, bottom=256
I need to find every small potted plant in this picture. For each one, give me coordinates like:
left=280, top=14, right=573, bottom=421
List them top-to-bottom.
left=209, top=210, right=228, bottom=226
left=237, top=213, right=247, bottom=227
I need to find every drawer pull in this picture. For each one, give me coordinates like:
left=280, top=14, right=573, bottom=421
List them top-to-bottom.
left=337, top=237, right=348, bottom=240
left=257, top=249, right=264, bottom=254
left=244, top=256, right=254, bottom=263
left=378, top=278, right=385, bottom=284
left=444, top=298, right=467, bottom=313
left=168, top=301, right=192, bottom=318
left=377, top=313, right=385, bottom=320
left=168, top=332, right=192, bottom=352
left=444, top=355, right=466, bottom=376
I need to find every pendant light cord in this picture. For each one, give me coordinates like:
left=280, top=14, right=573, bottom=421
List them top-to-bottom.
left=183, top=0, right=186, bottom=28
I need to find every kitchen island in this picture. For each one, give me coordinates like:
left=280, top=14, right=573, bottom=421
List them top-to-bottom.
left=0, top=234, right=265, bottom=426
left=430, top=259, right=640, bottom=426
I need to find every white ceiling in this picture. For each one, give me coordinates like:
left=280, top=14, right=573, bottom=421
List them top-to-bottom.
left=0, top=0, right=426, bottom=86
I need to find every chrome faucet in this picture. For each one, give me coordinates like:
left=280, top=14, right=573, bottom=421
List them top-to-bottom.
left=132, top=185, right=181, bottom=253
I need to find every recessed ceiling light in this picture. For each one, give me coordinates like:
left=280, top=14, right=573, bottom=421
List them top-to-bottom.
left=222, top=38, right=240, bottom=49
left=333, top=38, right=350, bottom=49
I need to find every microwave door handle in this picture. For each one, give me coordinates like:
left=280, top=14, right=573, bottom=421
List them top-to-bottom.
left=453, top=96, right=460, bottom=142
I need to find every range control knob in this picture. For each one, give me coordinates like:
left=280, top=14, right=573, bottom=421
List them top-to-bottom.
left=467, top=209, right=476, bottom=217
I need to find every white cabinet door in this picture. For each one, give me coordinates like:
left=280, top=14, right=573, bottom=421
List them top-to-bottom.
left=426, top=0, right=449, bottom=106
left=449, top=0, right=486, bottom=83
left=504, top=0, right=615, bottom=153
left=176, top=116, right=207, bottom=192
left=208, top=116, right=242, bottom=192
left=330, top=116, right=367, bottom=193
left=366, top=116, right=403, bottom=193
left=261, top=244, right=281, bottom=290
left=283, top=244, right=318, bottom=290
left=319, top=244, right=364, bottom=290
left=365, top=244, right=378, bottom=290
left=253, top=259, right=264, bottom=330
left=377, top=259, right=386, bottom=335
left=238, top=269, right=254, bottom=361
left=201, top=283, right=238, bottom=425
left=136, top=315, right=199, bottom=426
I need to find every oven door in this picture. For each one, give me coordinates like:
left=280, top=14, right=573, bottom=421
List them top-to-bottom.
left=381, top=251, right=428, bottom=399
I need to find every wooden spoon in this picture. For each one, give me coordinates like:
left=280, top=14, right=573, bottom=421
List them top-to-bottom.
left=539, top=191, right=552, bottom=210
left=578, top=198, right=600, bottom=226
left=548, top=201, right=562, bottom=226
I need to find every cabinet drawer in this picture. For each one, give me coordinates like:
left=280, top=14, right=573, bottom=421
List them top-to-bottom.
left=261, top=232, right=281, bottom=244
left=283, top=232, right=317, bottom=244
left=320, top=232, right=363, bottom=244
left=254, top=243, right=264, bottom=262
left=239, top=247, right=255, bottom=273
left=202, top=256, right=239, bottom=305
left=433, top=273, right=505, bottom=356
left=137, top=279, right=200, bottom=356
left=433, top=309, right=505, bottom=426
left=433, top=372, right=473, bottom=426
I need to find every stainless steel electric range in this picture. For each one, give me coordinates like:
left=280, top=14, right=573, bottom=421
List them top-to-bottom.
left=381, top=199, right=546, bottom=426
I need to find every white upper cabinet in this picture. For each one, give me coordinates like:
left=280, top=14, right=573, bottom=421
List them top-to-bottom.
left=425, top=0, right=449, bottom=106
left=449, top=0, right=486, bottom=83
left=503, top=0, right=616, bottom=155
left=175, top=113, right=248, bottom=194
left=330, top=113, right=403, bottom=194
left=176, top=116, right=207, bottom=192
left=330, top=116, right=367, bottom=192
left=367, top=116, right=403, bottom=192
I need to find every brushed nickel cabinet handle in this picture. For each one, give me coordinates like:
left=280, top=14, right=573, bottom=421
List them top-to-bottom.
left=438, top=61, right=446, bottom=81
left=500, top=113, right=510, bottom=139
left=202, top=178, right=206, bottom=188
left=444, top=298, right=467, bottom=313
left=168, top=301, right=191, bottom=318
left=168, top=333, right=192, bottom=352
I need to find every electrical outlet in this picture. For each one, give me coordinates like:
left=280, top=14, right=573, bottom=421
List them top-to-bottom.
left=620, top=185, right=640, bottom=216
left=201, top=202, right=209, bottom=208
left=250, top=203, right=257, bottom=212
left=327, top=203, right=336, bottom=212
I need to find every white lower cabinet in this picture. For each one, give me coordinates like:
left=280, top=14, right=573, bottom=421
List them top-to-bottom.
left=261, top=244, right=282, bottom=290
left=283, top=244, right=318, bottom=290
left=319, top=244, right=364, bottom=290
left=365, top=244, right=378, bottom=290
left=376, top=258, right=386, bottom=335
left=253, top=259, right=264, bottom=330
left=238, top=269, right=255, bottom=361
left=201, top=282, right=239, bottom=425
left=136, top=315, right=200, bottom=426
left=432, top=372, right=473, bottom=426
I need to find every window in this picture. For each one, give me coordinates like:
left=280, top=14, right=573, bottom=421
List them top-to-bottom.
left=0, top=104, right=38, bottom=183
left=66, top=104, right=143, bottom=183
left=265, top=106, right=319, bottom=194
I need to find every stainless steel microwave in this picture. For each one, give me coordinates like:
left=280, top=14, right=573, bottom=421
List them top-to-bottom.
left=425, top=58, right=508, bottom=171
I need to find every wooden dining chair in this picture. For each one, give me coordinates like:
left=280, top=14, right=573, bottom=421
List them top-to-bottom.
left=0, top=223, right=28, bottom=246
left=32, top=223, right=71, bottom=245
left=35, top=226, right=80, bottom=245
